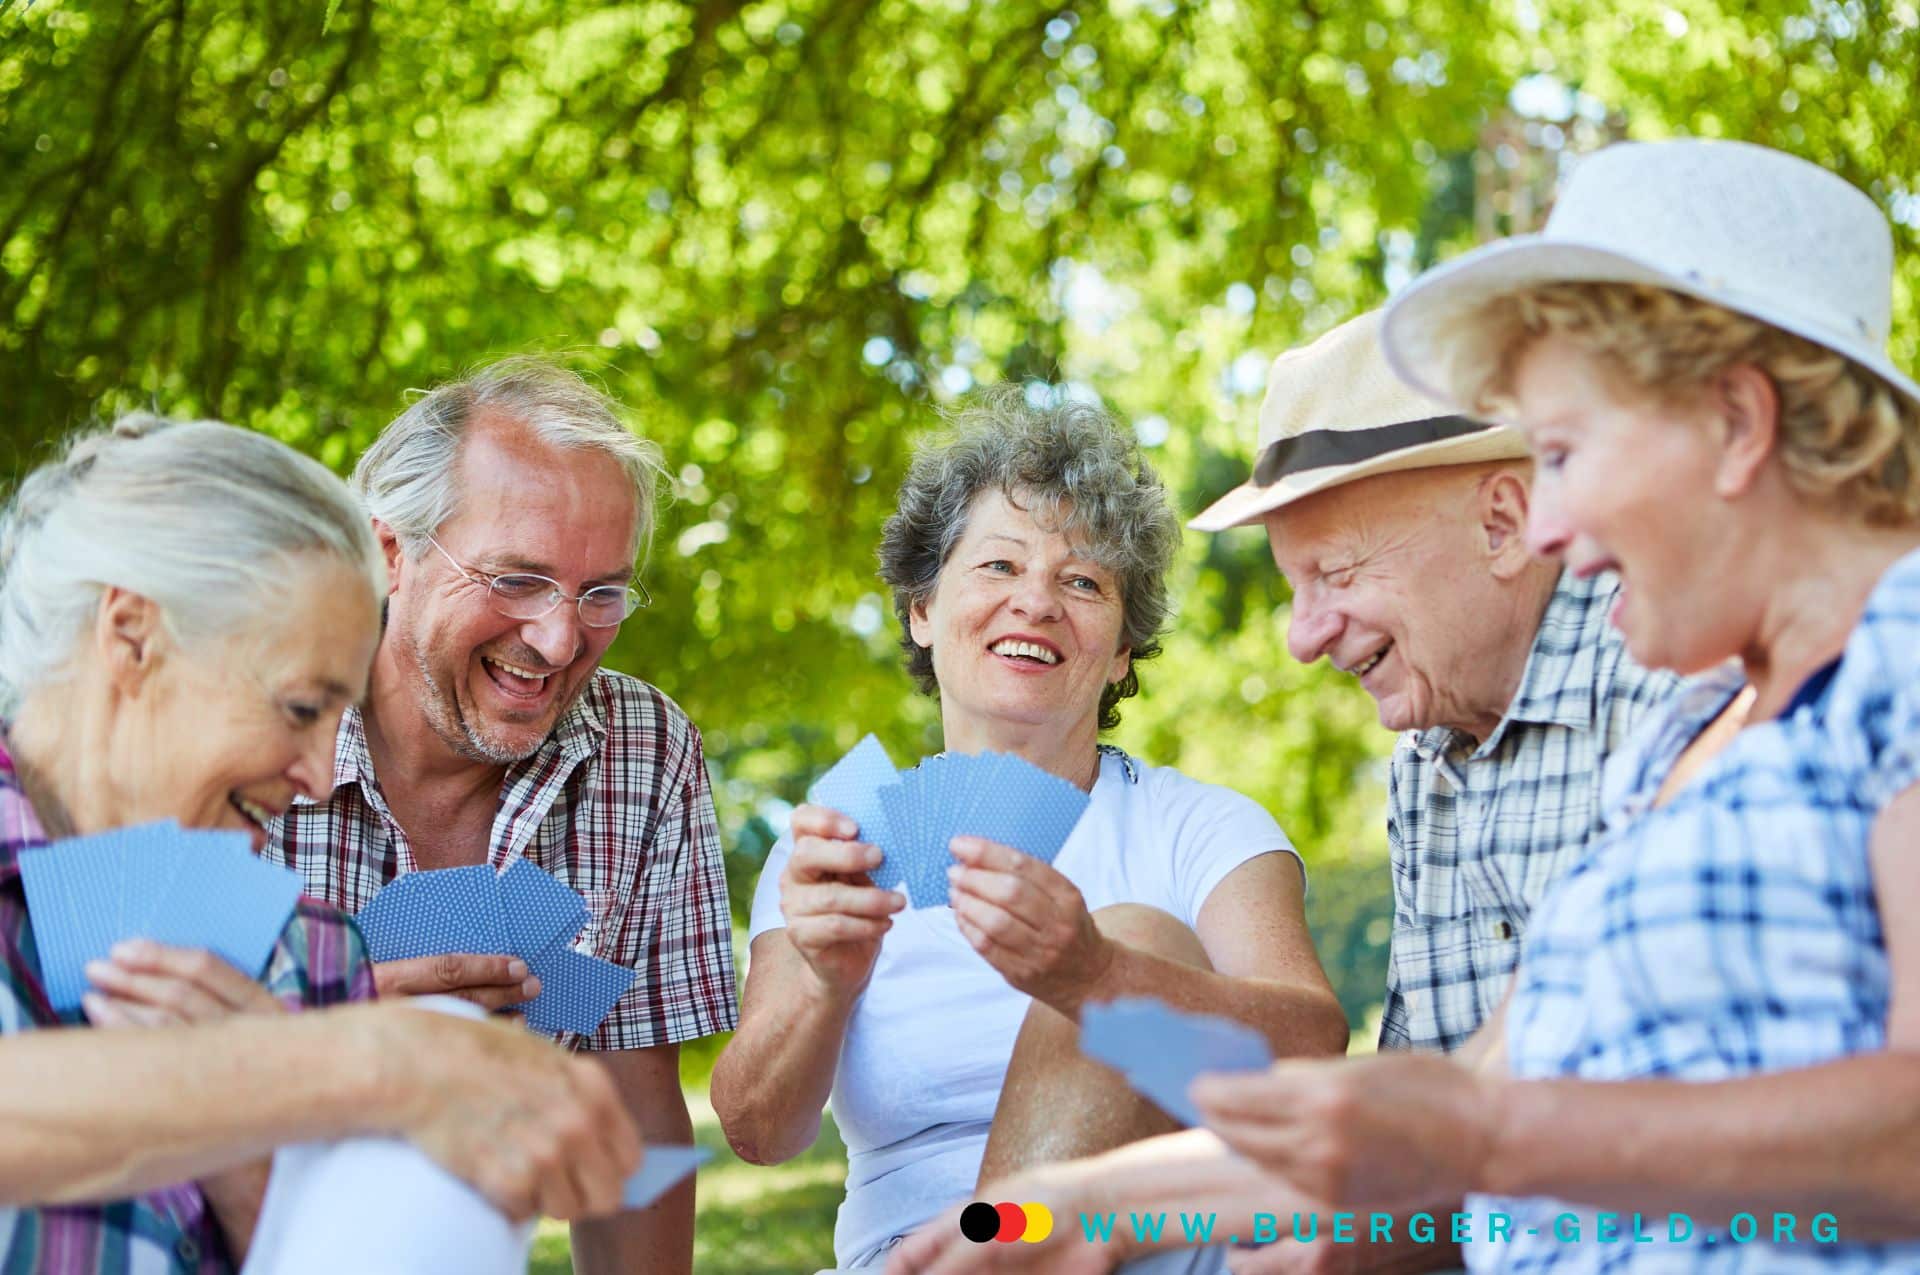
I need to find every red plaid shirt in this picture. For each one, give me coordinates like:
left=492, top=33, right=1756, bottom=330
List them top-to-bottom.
left=265, top=669, right=738, bottom=1051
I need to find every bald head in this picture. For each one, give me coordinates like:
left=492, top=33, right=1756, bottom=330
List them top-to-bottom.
left=1262, top=460, right=1560, bottom=740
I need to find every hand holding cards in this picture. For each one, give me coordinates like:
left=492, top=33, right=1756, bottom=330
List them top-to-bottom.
left=807, top=734, right=1093, bottom=907
left=19, top=820, right=305, bottom=1014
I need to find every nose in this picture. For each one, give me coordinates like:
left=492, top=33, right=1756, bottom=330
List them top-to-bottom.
left=1525, top=496, right=1573, bottom=560
left=1008, top=573, right=1065, bottom=624
left=1286, top=584, right=1343, bottom=666
left=520, top=604, right=585, bottom=669
left=288, top=720, right=337, bottom=800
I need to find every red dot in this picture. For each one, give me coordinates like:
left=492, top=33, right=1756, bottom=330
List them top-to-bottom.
left=994, top=1202, right=1026, bottom=1243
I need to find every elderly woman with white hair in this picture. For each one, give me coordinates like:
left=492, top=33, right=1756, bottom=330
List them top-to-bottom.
left=711, top=386, right=1349, bottom=1270
left=0, top=415, right=639, bottom=1273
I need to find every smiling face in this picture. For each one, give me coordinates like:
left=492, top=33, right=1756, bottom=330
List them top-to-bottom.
left=1508, top=333, right=1752, bottom=674
left=382, top=413, right=639, bottom=764
left=1264, top=465, right=1539, bottom=736
left=907, top=489, right=1132, bottom=744
left=98, top=555, right=381, bottom=850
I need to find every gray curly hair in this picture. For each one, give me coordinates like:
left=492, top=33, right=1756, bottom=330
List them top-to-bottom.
left=878, top=384, right=1180, bottom=731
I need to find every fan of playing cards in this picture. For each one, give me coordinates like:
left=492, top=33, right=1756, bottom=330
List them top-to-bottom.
left=807, top=734, right=1094, bottom=908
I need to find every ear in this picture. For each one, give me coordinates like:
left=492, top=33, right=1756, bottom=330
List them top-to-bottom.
left=1710, top=364, right=1781, bottom=501
left=1478, top=468, right=1536, bottom=582
left=371, top=518, right=405, bottom=598
left=93, top=587, right=166, bottom=695
left=907, top=592, right=936, bottom=651
left=1107, top=644, right=1133, bottom=686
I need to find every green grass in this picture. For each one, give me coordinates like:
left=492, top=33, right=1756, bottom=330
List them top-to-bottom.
left=530, top=1091, right=846, bottom=1275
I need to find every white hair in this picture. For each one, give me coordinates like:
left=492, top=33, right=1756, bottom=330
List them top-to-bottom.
left=353, top=356, right=664, bottom=561
left=0, top=413, right=386, bottom=715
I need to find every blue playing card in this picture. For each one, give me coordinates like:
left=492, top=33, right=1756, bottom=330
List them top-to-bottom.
left=806, top=734, right=901, bottom=851
left=967, top=755, right=1089, bottom=864
left=874, top=777, right=921, bottom=896
left=21, top=822, right=183, bottom=1012
left=117, top=825, right=185, bottom=939
left=141, top=831, right=305, bottom=983
left=497, top=857, right=589, bottom=957
left=355, top=866, right=508, bottom=964
left=520, top=943, right=637, bottom=1036
left=1080, top=997, right=1273, bottom=1127
left=622, top=1145, right=712, bottom=1211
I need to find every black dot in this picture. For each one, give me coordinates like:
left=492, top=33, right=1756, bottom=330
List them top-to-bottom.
left=960, top=1202, right=1001, bottom=1243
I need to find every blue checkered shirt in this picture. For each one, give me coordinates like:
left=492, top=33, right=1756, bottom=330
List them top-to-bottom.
left=1474, top=545, right=1920, bottom=1272
left=1382, top=569, right=1679, bottom=1053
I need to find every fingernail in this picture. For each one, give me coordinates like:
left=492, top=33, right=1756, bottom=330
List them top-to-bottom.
left=865, top=845, right=883, bottom=865
left=946, top=864, right=962, bottom=881
left=109, top=939, right=147, bottom=960
left=84, top=959, right=110, bottom=980
left=507, top=959, right=529, bottom=979
left=522, top=978, right=542, bottom=997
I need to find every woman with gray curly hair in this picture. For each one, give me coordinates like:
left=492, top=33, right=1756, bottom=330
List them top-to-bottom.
left=714, top=386, right=1348, bottom=1270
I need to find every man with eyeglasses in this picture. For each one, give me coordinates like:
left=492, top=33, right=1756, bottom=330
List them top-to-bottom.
left=262, top=356, right=737, bottom=1275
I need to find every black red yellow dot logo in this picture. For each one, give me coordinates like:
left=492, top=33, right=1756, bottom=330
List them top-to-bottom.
left=959, top=1200, right=1054, bottom=1243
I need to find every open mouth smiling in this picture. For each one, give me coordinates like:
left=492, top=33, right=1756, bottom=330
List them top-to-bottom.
left=988, top=637, right=1063, bottom=667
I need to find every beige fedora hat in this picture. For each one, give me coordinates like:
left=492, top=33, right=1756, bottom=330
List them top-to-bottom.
left=1382, top=139, right=1920, bottom=415
left=1188, top=309, right=1529, bottom=532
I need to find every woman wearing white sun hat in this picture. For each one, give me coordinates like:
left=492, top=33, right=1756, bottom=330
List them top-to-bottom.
left=1182, top=139, right=1920, bottom=1273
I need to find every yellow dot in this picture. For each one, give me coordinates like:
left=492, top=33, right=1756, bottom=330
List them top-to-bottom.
left=1021, top=1202, right=1053, bottom=1243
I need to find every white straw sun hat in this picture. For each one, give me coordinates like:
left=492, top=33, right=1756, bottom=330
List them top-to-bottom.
left=1381, top=139, right=1920, bottom=415
left=1188, top=309, right=1528, bottom=532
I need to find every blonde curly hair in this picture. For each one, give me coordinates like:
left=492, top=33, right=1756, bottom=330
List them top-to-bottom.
left=1447, top=282, right=1920, bottom=526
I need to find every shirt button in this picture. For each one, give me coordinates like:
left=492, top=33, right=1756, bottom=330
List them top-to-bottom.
left=1496, top=920, right=1515, bottom=940
left=176, top=1236, right=201, bottom=1264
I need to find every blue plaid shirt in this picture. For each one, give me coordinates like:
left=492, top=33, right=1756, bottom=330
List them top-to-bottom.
left=1473, top=546, right=1920, bottom=1272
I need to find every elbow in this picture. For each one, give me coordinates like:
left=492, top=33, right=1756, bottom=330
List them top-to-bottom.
left=1314, top=995, right=1352, bottom=1056
left=709, top=1073, right=812, bottom=1167
left=715, top=1105, right=814, bottom=1167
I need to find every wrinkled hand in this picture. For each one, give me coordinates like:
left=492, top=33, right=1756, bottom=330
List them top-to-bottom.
left=779, top=804, right=906, bottom=998
left=946, top=836, right=1109, bottom=1008
left=83, top=939, right=284, bottom=1028
left=373, top=953, right=541, bottom=1013
left=374, top=1008, right=642, bottom=1221
left=1192, top=1054, right=1496, bottom=1213
left=887, top=1164, right=1114, bottom=1275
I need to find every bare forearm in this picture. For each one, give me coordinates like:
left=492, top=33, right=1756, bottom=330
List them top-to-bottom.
left=1063, top=943, right=1350, bottom=1059
left=711, top=974, right=858, bottom=1164
left=0, top=1011, right=384, bottom=1205
left=1484, top=1053, right=1920, bottom=1237
left=570, top=1096, right=696, bottom=1275
left=1055, top=1129, right=1315, bottom=1257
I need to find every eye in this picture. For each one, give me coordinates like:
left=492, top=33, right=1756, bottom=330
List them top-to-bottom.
left=1535, top=445, right=1568, bottom=473
left=980, top=560, right=1014, bottom=574
left=1323, top=566, right=1357, bottom=589
left=490, top=574, right=552, bottom=600
left=1067, top=575, right=1102, bottom=593
left=283, top=701, right=322, bottom=728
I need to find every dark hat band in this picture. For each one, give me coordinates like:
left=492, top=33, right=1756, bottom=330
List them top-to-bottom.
left=1253, top=415, right=1492, bottom=486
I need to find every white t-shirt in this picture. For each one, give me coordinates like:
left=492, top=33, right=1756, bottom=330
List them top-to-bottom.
left=747, top=749, right=1301, bottom=1268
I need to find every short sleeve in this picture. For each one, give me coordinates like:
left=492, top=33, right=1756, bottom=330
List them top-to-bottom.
left=1836, top=548, right=1920, bottom=810
left=588, top=723, right=741, bottom=1049
left=1154, top=772, right=1301, bottom=925
left=747, top=834, right=795, bottom=941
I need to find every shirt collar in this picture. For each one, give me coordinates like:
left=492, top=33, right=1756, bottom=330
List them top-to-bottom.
left=1412, top=568, right=1617, bottom=764
left=317, top=671, right=612, bottom=800
left=0, top=730, right=48, bottom=886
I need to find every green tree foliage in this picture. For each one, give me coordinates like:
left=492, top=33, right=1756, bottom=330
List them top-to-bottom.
left=3, top=0, right=1916, bottom=1031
